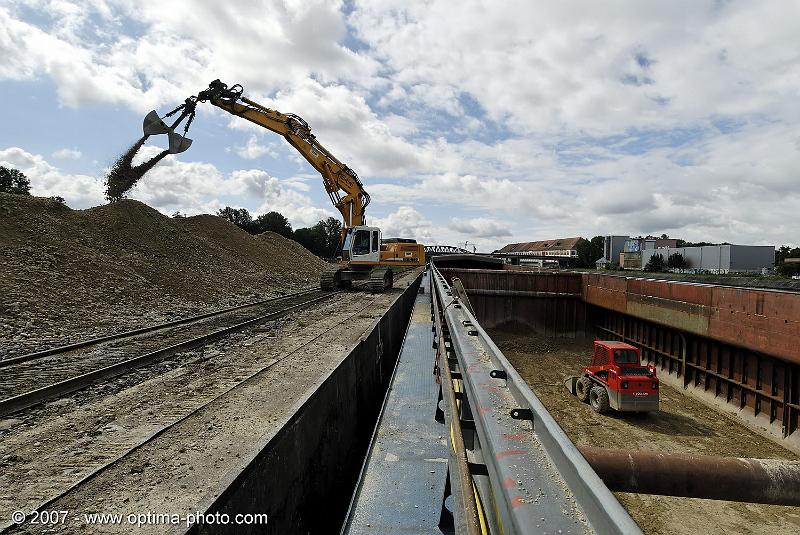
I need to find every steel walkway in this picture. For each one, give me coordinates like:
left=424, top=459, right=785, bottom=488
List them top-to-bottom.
left=343, top=271, right=447, bottom=534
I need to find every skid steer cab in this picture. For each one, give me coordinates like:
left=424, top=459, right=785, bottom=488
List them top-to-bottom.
left=565, top=341, right=659, bottom=414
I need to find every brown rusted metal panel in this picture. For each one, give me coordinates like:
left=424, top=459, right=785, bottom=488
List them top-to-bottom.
left=440, top=268, right=586, bottom=337
left=709, top=287, right=800, bottom=365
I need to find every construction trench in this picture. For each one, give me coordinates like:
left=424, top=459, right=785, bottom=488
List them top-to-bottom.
left=2, top=246, right=800, bottom=533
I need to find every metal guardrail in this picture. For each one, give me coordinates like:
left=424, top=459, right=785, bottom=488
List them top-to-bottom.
left=430, top=264, right=641, bottom=535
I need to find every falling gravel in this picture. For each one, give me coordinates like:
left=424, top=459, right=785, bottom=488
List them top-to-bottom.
left=105, top=136, right=169, bottom=201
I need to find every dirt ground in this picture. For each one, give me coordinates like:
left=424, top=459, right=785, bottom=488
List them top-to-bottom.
left=0, top=193, right=325, bottom=357
left=489, top=328, right=800, bottom=535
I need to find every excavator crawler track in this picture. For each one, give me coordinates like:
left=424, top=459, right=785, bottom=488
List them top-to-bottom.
left=320, top=265, right=344, bottom=291
left=368, top=268, right=393, bottom=293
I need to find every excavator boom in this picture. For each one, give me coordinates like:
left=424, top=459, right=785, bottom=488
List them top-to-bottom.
left=140, top=79, right=423, bottom=293
left=146, top=80, right=370, bottom=228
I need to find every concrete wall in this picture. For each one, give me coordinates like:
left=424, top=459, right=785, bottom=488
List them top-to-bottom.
left=184, top=275, right=422, bottom=535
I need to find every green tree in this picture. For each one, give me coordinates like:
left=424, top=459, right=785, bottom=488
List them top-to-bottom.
left=0, top=166, right=31, bottom=195
left=217, top=206, right=253, bottom=231
left=252, top=211, right=293, bottom=238
left=321, top=217, right=342, bottom=257
left=294, top=224, right=327, bottom=256
left=574, top=236, right=604, bottom=268
left=776, top=245, right=800, bottom=276
left=776, top=245, right=800, bottom=264
left=667, top=252, right=687, bottom=270
left=644, top=253, right=665, bottom=272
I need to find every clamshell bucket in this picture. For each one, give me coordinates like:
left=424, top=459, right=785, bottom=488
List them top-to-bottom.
left=142, top=110, right=194, bottom=154
left=143, top=110, right=169, bottom=136
left=168, top=131, right=193, bottom=154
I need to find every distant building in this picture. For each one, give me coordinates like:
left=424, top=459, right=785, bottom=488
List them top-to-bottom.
left=597, top=235, right=628, bottom=269
left=618, top=236, right=681, bottom=270
left=495, top=237, right=582, bottom=264
left=652, top=237, right=679, bottom=249
left=641, top=245, right=775, bottom=274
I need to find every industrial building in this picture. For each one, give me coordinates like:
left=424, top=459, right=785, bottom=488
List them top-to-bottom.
left=597, top=235, right=678, bottom=269
left=597, top=235, right=628, bottom=269
left=640, top=244, right=775, bottom=274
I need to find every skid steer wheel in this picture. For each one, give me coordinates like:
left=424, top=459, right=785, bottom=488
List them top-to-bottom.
left=575, top=377, right=592, bottom=403
left=589, top=385, right=610, bottom=414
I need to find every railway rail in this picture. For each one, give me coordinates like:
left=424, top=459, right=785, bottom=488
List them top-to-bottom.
left=0, top=287, right=353, bottom=417
left=0, top=288, right=325, bottom=367
left=1, top=290, right=385, bottom=533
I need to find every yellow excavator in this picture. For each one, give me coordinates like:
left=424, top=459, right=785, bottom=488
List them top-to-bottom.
left=141, top=80, right=424, bottom=292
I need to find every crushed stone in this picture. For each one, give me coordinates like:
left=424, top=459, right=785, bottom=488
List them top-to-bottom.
left=0, top=193, right=326, bottom=357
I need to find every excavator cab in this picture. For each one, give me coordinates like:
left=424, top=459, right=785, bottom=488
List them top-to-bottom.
left=340, top=226, right=381, bottom=263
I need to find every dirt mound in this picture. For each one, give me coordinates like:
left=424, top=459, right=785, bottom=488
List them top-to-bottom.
left=0, top=193, right=325, bottom=355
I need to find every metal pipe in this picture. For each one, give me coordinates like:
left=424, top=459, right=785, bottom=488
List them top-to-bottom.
left=580, top=447, right=800, bottom=506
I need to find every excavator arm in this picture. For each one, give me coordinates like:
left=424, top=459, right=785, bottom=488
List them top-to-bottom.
left=141, top=80, right=424, bottom=292
left=144, top=80, right=370, bottom=229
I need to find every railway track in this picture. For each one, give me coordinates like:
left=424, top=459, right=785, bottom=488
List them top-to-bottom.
left=0, top=288, right=349, bottom=417
left=0, top=291, right=385, bottom=533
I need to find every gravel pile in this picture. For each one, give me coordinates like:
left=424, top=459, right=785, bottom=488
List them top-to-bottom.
left=0, top=193, right=326, bottom=357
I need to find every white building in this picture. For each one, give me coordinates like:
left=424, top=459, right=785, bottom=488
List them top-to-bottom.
left=640, top=245, right=775, bottom=274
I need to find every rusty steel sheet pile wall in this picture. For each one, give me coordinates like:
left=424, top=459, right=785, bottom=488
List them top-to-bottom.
left=439, top=268, right=587, bottom=337
left=183, top=274, right=422, bottom=535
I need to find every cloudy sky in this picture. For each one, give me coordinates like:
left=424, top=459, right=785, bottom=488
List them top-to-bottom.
left=1, top=1, right=798, bottom=250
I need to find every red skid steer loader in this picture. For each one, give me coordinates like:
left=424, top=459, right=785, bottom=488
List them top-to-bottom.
left=565, top=341, right=659, bottom=414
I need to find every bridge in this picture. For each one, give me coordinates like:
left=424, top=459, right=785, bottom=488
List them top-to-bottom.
left=424, top=244, right=471, bottom=255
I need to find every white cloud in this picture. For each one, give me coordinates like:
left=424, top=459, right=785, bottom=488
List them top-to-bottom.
left=0, top=0, right=380, bottom=111
left=350, top=0, right=800, bottom=134
left=2, top=2, right=800, bottom=248
left=264, top=78, right=423, bottom=176
left=233, top=135, right=278, bottom=160
left=0, top=145, right=335, bottom=229
left=126, top=145, right=334, bottom=228
left=0, top=146, right=104, bottom=207
left=52, top=148, right=82, bottom=160
left=370, top=206, right=436, bottom=244
left=449, top=217, right=512, bottom=238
